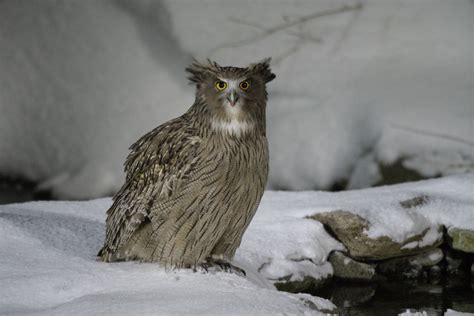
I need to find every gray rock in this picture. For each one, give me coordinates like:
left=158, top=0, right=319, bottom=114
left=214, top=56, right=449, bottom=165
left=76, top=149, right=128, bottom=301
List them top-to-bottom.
left=310, top=210, right=443, bottom=260
left=448, top=228, right=474, bottom=253
left=377, top=248, right=443, bottom=278
left=445, top=248, right=465, bottom=275
left=328, top=251, right=376, bottom=281
left=429, top=265, right=441, bottom=279
left=274, top=276, right=329, bottom=293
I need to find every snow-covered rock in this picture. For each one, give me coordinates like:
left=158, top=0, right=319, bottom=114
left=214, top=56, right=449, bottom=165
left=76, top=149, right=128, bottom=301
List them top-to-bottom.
left=312, top=210, right=442, bottom=260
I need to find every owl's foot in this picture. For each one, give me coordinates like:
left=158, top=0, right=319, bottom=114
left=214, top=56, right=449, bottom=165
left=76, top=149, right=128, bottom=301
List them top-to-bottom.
left=196, top=258, right=246, bottom=276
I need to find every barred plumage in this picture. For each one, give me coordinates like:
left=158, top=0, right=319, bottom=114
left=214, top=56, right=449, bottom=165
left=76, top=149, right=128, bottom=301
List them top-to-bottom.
left=99, top=59, right=275, bottom=272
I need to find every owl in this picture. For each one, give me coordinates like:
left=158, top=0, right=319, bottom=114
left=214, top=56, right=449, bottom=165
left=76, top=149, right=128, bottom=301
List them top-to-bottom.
left=99, top=59, right=275, bottom=274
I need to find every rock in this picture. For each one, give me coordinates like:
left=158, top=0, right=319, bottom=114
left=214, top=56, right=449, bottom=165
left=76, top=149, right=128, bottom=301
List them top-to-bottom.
left=311, top=210, right=442, bottom=260
left=448, top=228, right=474, bottom=253
left=377, top=248, right=443, bottom=278
left=445, top=248, right=467, bottom=275
left=328, top=251, right=376, bottom=281
left=428, top=265, right=441, bottom=279
left=274, top=276, right=329, bottom=293
left=452, top=302, right=474, bottom=314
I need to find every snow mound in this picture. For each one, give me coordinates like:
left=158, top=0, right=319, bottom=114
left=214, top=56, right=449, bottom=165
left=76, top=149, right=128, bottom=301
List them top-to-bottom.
left=0, top=0, right=192, bottom=199
left=1, top=0, right=473, bottom=199
left=1, top=174, right=473, bottom=314
left=0, top=199, right=336, bottom=315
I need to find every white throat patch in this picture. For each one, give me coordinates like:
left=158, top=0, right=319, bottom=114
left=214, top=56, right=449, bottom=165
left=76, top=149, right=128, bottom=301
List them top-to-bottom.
left=211, top=118, right=254, bottom=137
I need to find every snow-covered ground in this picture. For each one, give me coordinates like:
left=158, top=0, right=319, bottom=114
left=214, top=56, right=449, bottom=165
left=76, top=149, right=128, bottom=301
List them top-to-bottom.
left=0, top=0, right=472, bottom=199
left=1, top=174, right=473, bottom=315
left=0, top=199, right=336, bottom=315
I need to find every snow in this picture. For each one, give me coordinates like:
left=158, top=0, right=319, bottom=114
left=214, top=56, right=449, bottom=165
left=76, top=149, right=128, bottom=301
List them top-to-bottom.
left=1, top=0, right=473, bottom=199
left=0, top=1, right=192, bottom=199
left=1, top=174, right=473, bottom=314
left=0, top=200, right=336, bottom=315
left=401, top=310, right=474, bottom=316
left=444, top=310, right=474, bottom=316
left=399, top=311, right=428, bottom=316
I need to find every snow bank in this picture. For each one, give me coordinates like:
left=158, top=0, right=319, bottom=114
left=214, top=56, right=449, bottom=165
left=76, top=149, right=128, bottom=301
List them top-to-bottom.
left=0, top=0, right=192, bottom=199
left=1, top=0, right=472, bottom=199
left=166, top=0, right=474, bottom=190
left=1, top=174, right=473, bottom=314
left=253, top=174, right=474, bottom=249
left=0, top=199, right=336, bottom=315
left=401, top=310, right=474, bottom=316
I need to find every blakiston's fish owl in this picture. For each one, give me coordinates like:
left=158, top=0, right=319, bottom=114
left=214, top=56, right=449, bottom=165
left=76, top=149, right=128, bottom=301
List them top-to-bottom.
left=99, top=59, right=275, bottom=274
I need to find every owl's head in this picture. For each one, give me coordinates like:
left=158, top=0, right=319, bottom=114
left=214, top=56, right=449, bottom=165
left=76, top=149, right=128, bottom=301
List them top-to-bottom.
left=186, top=59, right=275, bottom=129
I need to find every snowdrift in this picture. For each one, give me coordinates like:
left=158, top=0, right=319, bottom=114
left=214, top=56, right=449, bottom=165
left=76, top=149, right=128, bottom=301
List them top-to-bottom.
left=0, top=0, right=472, bottom=199
left=1, top=174, right=473, bottom=314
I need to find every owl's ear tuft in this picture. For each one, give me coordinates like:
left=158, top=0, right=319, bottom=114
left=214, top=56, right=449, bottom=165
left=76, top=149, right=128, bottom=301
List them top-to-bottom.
left=250, top=58, right=276, bottom=84
left=185, top=59, right=220, bottom=84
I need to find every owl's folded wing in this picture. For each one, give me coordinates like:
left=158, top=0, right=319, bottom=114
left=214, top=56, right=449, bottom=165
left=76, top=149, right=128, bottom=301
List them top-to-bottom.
left=100, top=117, right=201, bottom=257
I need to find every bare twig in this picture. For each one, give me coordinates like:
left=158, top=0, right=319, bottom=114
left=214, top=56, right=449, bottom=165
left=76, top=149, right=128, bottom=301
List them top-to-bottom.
left=332, top=1, right=364, bottom=53
left=213, top=3, right=363, bottom=52
left=230, top=17, right=322, bottom=43
left=390, top=123, right=474, bottom=148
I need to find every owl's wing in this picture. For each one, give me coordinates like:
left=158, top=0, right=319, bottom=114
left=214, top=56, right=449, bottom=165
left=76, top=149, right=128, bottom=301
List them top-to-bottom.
left=101, top=117, right=201, bottom=256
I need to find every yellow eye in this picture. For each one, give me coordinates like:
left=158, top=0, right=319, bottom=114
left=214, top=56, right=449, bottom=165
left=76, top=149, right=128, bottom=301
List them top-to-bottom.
left=239, top=80, right=250, bottom=91
left=215, top=81, right=227, bottom=91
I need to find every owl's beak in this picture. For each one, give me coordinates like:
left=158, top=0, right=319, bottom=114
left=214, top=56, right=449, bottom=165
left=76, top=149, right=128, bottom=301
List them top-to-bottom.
left=227, top=90, right=239, bottom=107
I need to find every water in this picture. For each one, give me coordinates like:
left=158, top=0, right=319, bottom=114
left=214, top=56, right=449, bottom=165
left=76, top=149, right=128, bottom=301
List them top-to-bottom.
left=0, top=179, right=36, bottom=204
left=311, top=274, right=474, bottom=315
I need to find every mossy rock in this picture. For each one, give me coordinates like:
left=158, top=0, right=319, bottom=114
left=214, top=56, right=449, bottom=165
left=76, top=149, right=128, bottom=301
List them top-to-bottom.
left=311, top=210, right=442, bottom=260
left=448, top=228, right=474, bottom=253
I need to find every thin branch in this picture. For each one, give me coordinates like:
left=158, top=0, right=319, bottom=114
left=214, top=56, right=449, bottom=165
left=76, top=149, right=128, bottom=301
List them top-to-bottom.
left=332, top=1, right=364, bottom=53
left=213, top=3, right=363, bottom=52
left=230, top=17, right=322, bottom=43
left=389, top=123, right=474, bottom=149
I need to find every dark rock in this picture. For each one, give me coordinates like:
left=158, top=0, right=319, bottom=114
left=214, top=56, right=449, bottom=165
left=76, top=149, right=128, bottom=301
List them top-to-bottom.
left=377, top=248, right=443, bottom=278
left=328, top=251, right=376, bottom=281
left=274, top=276, right=329, bottom=294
